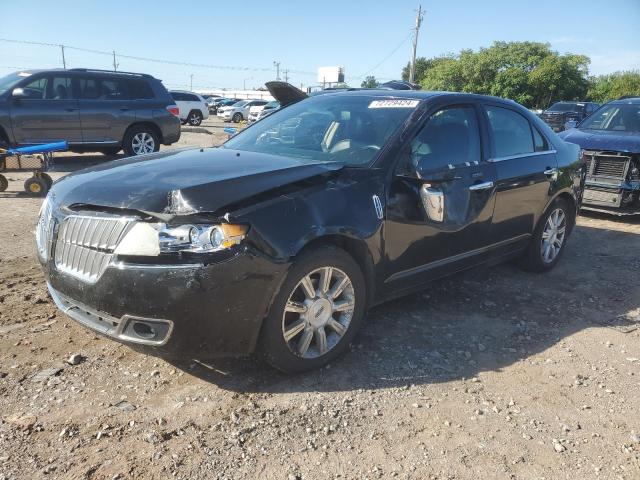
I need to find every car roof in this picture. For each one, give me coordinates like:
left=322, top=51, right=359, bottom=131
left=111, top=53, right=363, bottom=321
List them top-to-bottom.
left=313, top=88, right=525, bottom=105
left=170, top=89, right=201, bottom=95
left=608, top=97, right=640, bottom=105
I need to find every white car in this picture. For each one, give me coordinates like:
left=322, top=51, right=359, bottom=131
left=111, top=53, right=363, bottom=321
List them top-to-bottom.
left=170, top=90, right=209, bottom=126
left=217, top=99, right=269, bottom=123
left=248, top=100, right=280, bottom=123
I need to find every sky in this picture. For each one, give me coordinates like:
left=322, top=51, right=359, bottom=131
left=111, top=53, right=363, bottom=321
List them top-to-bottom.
left=0, top=0, right=638, bottom=92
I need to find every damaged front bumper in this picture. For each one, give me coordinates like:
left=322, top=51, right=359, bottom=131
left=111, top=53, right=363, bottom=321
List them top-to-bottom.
left=582, top=180, right=640, bottom=215
left=43, top=253, right=288, bottom=358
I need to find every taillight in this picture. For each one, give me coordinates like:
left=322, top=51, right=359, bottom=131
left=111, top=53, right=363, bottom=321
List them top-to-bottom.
left=167, top=105, right=180, bottom=117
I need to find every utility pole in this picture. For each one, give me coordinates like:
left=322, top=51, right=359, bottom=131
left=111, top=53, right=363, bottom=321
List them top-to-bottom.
left=408, top=5, right=424, bottom=83
left=60, top=45, right=66, bottom=69
left=112, top=51, right=118, bottom=71
left=273, top=61, right=281, bottom=81
left=283, top=69, right=289, bottom=83
left=190, top=74, right=193, bottom=90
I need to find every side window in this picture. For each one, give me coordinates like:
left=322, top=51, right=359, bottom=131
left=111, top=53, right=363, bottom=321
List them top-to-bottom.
left=46, top=76, right=73, bottom=100
left=21, top=77, right=47, bottom=99
left=78, top=78, right=100, bottom=99
left=98, top=78, right=127, bottom=100
left=127, top=80, right=154, bottom=100
left=171, top=92, right=184, bottom=102
left=186, top=94, right=199, bottom=102
left=410, top=106, right=481, bottom=171
left=485, top=106, right=534, bottom=158
left=532, top=127, right=548, bottom=152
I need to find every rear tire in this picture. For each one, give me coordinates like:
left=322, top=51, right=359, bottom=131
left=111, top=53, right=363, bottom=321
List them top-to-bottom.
left=187, top=110, right=203, bottom=126
left=123, top=126, right=160, bottom=156
left=24, top=177, right=48, bottom=197
left=519, top=198, right=572, bottom=272
left=259, top=246, right=366, bottom=373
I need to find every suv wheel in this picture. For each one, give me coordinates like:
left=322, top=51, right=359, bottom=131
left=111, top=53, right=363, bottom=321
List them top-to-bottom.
left=187, top=110, right=203, bottom=126
left=232, top=112, right=243, bottom=123
left=124, top=127, right=159, bottom=156
left=520, top=198, right=572, bottom=272
left=259, top=246, right=366, bottom=373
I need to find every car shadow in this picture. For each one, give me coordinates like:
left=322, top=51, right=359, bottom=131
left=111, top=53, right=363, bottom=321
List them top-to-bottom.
left=47, top=153, right=127, bottom=173
left=165, top=222, right=640, bottom=393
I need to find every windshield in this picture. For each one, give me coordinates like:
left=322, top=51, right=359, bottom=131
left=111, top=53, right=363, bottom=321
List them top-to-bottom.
left=0, top=72, right=29, bottom=95
left=223, top=95, right=420, bottom=166
left=233, top=100, right=249, bottom=108
left=265, top=101, right=279, bottom=109
left=548, top=103, right=584, bottom=113
left=580, top=103, right=640, bottom=132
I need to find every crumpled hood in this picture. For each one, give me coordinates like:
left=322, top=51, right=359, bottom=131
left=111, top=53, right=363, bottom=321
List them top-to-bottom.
left=559, top=128, right=640, bottom=153
left=50, top=148, right=343, bottom=215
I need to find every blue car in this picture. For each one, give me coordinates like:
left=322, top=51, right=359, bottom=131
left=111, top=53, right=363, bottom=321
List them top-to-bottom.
left=559, top=97, right=640, bottom=214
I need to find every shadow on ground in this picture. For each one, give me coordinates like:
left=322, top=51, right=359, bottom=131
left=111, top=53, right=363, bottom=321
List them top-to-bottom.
left=163, top=221, right=640, bottom=394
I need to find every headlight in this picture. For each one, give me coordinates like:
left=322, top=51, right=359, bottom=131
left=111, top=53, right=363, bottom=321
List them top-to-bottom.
left=114, top=222, right=248, bottom=256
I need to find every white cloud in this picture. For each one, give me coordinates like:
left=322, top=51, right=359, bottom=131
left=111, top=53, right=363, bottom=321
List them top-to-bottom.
left=588, top=50, right=640, bottom=75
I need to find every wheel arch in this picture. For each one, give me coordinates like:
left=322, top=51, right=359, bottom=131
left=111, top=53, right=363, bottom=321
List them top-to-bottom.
left=124, top=121, right=164, bottom=144
left=545, top=190, right=578, bottom=234
left=293, top=234, right=376, bottom=308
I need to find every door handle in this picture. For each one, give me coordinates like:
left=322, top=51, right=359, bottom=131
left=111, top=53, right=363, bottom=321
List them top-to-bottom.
left=120, top=107, right=131, bottom=111
left=64, top=108, right=77, bottom=112
left=544, top=167, right=558, bottom=177
left=469, top=181, right=494, bottom=191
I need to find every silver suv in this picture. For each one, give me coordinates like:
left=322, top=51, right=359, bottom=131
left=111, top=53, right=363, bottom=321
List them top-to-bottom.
left=0, top=68, right=181, bottom=156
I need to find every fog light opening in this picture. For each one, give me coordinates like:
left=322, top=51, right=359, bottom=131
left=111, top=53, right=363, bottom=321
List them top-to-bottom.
left=132, top=321, right=156, bottom=339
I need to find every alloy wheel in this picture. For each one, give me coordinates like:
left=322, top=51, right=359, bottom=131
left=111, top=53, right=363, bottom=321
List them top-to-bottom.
left=188, top=112, right=202, bottom=126
left=131, top=132, right=155, bottom=155
left=540, top=208, right=566, bottom=264
left=281, top=267, right=355, bottom=359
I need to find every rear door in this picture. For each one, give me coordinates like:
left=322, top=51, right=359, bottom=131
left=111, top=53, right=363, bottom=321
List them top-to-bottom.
left=9, top=73, right=82, bottom=144
left=77, top=75, right=136, bottom=143
left=385, top=102, right=497, bottom=289
left=482, top=103, right=558, bottom=248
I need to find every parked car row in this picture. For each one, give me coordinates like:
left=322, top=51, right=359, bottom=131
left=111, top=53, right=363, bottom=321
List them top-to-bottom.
left=0, top=68, right=181, bottom=156
left=217, top=98, right=269, bottom=123
left=248, top=100, right=280, bottom=123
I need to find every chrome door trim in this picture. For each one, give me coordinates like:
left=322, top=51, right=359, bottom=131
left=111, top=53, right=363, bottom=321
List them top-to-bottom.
left=487, top=150, right=556, bottom=163
left=384, top=234, right=531, bottom=284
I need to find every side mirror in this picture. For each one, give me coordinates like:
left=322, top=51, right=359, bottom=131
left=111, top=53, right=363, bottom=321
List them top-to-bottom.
left=12, top=87, right=27, bottom=99
left=564, top=120, right=578, bottom=130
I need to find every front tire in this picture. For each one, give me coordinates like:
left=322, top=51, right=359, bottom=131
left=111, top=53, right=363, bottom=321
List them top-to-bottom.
left=232, top=112, right=243, bottom=123
left=123, top=126, right=160, bottom=156
left=520, top=198, right=572, bottom=272
left=259, top=246, right=366, bottom=373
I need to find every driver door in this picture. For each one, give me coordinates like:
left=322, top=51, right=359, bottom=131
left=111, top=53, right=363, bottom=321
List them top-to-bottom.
left=384, top=102, right=497, bottom=292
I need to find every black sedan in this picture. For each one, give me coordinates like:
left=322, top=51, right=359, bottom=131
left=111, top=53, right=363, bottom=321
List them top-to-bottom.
left=37, top=88, right=583, bottom=372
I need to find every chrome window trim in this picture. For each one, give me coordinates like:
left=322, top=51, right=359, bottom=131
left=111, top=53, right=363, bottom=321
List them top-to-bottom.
left=487, top=149, right=557, bottom=163
left=111, top=262, right=204, bottom=270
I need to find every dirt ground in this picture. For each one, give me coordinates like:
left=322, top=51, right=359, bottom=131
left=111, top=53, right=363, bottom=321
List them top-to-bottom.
left=1, top=118, right=639, bottom=480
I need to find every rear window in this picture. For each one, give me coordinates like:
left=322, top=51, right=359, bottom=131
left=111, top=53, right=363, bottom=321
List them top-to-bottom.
left=78, top=77, right=127, bottom=100
left=127, top=79, right=154, bottom=99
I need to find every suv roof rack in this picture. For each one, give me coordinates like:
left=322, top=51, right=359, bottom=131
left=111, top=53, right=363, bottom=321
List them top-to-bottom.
left=69, top=68, right=152, bottom=78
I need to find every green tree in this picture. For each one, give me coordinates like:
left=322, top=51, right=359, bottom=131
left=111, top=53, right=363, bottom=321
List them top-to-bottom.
left=407, top=41, right=591, bottom=109
left=588, top=71, right=640, bottom=103
left=360, top=76, right=379, bottom=88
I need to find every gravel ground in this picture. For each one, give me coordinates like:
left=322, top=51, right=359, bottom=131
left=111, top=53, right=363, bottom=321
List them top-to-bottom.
left=0, top=119, right=639, bottom=479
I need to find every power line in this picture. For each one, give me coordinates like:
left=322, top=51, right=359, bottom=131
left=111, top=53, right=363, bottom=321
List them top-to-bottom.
left=357, top=31, right=413, bottom=79
left=0, top=38, right=317, bottom=76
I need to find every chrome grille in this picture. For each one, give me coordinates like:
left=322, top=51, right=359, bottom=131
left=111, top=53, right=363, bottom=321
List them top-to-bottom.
left=35, top=197, right=55, bottom=260
left=54, top=215, right=133, bottom=283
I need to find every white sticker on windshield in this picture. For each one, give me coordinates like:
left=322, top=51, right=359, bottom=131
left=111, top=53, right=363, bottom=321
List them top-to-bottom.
left=369, top=99, right=419, bottom=109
